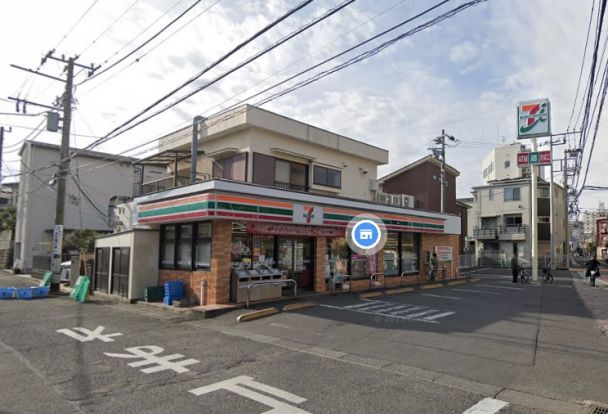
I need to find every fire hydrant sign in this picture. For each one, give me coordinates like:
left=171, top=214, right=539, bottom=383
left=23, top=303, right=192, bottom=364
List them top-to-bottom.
left=517, top=151, right=551, bottom=167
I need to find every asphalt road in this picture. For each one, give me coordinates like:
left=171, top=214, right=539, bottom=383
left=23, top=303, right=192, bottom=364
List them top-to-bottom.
left=1, top=270, right=607, bottom=413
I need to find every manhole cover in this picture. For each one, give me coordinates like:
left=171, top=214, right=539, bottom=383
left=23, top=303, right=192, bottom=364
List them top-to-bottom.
left=590, top=405, right=608, bottom=414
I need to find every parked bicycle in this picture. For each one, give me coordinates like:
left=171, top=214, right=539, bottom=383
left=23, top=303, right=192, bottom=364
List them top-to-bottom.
left=541, top=262, right=554, bottom=284
left=518, top=267, right=530, bottom=284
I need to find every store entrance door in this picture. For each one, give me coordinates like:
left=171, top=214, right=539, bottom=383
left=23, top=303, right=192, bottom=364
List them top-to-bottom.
left=277, top=237, right=314, bottom=290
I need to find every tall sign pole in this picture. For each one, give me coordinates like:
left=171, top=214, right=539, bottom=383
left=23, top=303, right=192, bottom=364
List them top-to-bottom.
left=517, top=98, right=551, bottom=282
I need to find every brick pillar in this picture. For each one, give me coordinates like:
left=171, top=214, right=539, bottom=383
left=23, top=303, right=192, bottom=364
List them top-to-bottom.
left=209, top=220, right=232, bottom=304
left=314, top=237, right=327, bottom=293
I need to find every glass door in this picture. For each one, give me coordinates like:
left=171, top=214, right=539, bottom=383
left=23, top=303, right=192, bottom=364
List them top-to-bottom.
left=294, top=238, right=313, bottom=290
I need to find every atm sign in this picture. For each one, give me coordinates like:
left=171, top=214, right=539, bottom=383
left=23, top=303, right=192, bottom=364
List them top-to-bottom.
left=517, top=151, right=551, bottom=167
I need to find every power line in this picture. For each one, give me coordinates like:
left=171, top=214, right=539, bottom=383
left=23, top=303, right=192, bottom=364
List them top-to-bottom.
left=53, top=0, right=101, bottom=50
left=79, top=0, right=205, bottom=85
left=79, top=0, right=222, bottom=97
left=86, top=0, right=321, bottom=148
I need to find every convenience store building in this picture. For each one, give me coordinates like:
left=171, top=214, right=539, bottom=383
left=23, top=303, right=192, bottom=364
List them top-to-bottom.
left=94, top=105, right=461, bottom=304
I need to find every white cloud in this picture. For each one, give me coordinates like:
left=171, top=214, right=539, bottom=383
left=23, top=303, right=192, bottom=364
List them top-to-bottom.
left=449, top=41, right=478, bottom=64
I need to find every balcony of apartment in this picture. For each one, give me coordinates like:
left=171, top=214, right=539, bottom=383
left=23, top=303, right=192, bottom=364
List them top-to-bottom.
left=134, top=149, right=210, bottom=197
left=498, top=224, right=527, bottom=241
left=473, top=227, right=498, bottom=240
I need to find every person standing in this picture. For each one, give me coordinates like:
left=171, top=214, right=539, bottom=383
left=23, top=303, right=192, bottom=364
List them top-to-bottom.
left=430, top=252, right=438, bottom=282
left=511, top=254, right=519, bottom=283
left=586, top=255, right=601, bottom=287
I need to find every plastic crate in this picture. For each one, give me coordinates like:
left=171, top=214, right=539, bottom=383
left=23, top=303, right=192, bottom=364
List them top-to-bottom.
left=33, top=286, right=50, bottom=298
left=0, top=287, right=15, bottom=299
left=16, top=287, right=36, bottom=300
left=163, top=296, right=173, bottom=305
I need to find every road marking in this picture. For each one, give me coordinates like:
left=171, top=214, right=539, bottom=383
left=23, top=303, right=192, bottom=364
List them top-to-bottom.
left=478, top=285, right=523, bottom=291
left=451, top=288, right=501, bottom=295
left=421, top=293, right=463, bottom=300
left=344, top=302, right=378, bottom=309
left=355, top=303, right=395, bottom=311
left=319, top=304, right=450, bottom=323
left=404, top=309, right=439, bottom=318
left=422, top=311, right=455, bottom=321
left=57, top=326, right=123, bottom=343
left=105, top=345, right=199, bottom=374
left=189, top=375, right=310, bottom=413
left=462, top=397, right=509, bottom=413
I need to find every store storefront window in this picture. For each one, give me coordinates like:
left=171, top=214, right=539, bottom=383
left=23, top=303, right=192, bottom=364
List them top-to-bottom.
left=160, top=222, right=213, bottom=270
left=195, top=222, right=212, bottom=269
left=177, top=224, right=193, bottom=269
left=160, top=225, right=175, bottom=268
left=384, top=233, right=399, bottom=276
left=401, top=233, right=420, bottom=273
left=252, top=235, right=275, bottom=268
left=327, top=238, right=349, bottom=277
left=351, top=253, right=377, bottom=279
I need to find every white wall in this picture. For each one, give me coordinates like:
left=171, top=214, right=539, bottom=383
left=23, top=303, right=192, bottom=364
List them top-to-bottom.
left=14, top=143, right=136, bottom=272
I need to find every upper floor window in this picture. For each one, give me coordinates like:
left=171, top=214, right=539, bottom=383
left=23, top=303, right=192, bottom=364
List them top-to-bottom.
left=212, top=153, right=246, bottom=181
left=274, top=159, right=308, bottom=191
left=504, top=160, right=510, bottom=168
left=483, top=161, right=495, bottom=179
left=313, top=165, right=341, bottom=188
left=504, top=187, right=521, bottom=201
left=539, top=187, right=549, bottom=198
left=488, top=188, right=494, bottom=201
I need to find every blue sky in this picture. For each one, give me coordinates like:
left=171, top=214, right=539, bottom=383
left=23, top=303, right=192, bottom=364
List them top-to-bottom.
left=0, top=0, right=605, bottom=213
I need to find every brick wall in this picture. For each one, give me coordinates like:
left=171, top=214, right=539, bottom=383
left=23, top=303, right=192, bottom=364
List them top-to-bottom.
left=158, top=220, right=233, bottom=306
left=420, top=233, right=460, bottom=280
left=314, top=237, right=327, bottom=293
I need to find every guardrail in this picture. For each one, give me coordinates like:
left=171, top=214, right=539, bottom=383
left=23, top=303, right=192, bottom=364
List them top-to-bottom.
left=245, top=279, right=297, bottom=308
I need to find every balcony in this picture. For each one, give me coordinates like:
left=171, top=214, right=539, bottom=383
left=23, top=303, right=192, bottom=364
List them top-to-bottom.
left=139, top=173, right=212, bottom=196
left=273, top=181, right=308, bottom=192
left=498, top=225, right=527, bottom=241
left=473, top=227, right=497, bottom=240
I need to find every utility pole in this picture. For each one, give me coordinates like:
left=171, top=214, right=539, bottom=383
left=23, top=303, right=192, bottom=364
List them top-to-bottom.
left=10, top=52, right=97, bottom=286
left=0, top=126, right=11, bottom=184
left=431, top=130, right=457, bottom=213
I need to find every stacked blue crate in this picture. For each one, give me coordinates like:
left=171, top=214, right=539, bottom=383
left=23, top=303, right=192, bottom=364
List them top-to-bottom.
left=163, top=280, right=185, bottom=305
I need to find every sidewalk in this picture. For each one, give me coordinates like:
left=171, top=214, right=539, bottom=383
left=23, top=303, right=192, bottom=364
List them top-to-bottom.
left=571, top=269, right=608, bottom=336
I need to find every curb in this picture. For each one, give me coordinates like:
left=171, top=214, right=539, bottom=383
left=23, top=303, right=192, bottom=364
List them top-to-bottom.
left=469, top=277, right=480, bottom=282
left=447, top=280, right=466, bottom=286
left=420, top=283, right=443, bottom=290
left=385, top=287, right=414, bottom=295
left=359, top=291, right=384, bottom=299
left=283, top=301, right=316, bottom=312
left=237, top=307, right=279, bottom=322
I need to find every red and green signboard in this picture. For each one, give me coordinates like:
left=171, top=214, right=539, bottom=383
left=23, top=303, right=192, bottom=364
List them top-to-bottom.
left=517, top=98, right=551, bottom=139
left=517, top=151, right=551, bottom=166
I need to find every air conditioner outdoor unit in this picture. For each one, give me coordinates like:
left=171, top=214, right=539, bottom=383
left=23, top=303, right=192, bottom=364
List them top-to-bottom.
left=369, top=179, right=379, bottom=192
left=376, top=192, right=389, bottom=204
left=389, top=194, right=401, bottom=206
left=401, top=194, right=415, bottom=208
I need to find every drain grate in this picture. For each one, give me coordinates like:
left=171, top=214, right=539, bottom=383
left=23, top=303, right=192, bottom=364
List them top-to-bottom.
left=591, top=405, right=608, bottom=414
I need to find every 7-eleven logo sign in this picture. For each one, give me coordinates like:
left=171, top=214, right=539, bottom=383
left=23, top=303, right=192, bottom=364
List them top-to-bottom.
left=518, top=98, right=551, bottom=138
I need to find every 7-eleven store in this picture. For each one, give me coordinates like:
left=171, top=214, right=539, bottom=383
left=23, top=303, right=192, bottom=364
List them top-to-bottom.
left=103, top=180, right=461, bottom=305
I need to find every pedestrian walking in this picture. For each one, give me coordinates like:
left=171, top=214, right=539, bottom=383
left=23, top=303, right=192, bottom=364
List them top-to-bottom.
left=511, top=254, right=519, bottom=283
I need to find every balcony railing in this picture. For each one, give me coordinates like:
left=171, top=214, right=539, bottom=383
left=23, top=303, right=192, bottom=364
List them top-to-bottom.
left=139, top=173, right=212, bottom=196
left=273, top=181, right=308, bottom=192
left=498, top=224, right=527, bottom=240
left=473, top=227, right=497, bottom=239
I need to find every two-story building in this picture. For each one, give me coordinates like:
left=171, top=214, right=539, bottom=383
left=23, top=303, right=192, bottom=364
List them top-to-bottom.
left=94, top=105, right=462, bottom=304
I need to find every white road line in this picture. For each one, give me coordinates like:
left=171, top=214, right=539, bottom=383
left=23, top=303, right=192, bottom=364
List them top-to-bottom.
left=478, top=285, right=523, bottom=291
left=450, top=288, right=501, bottom=295
left=421, top=293, right=463, bottom=300
left=344, top=302, right=380, bottom=309
left=318, top=304, right=439, bottom=323
left=355, top=304, right=394, bottom=311
left=378, top=305, right=411, bottom=312
left=390, top=306, right=426, bottom=315
left=403, top=309, right=439, bottom=318
left=421, top=311, right=455, bottom=321
left=462, top=397, right=509, bottom=414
